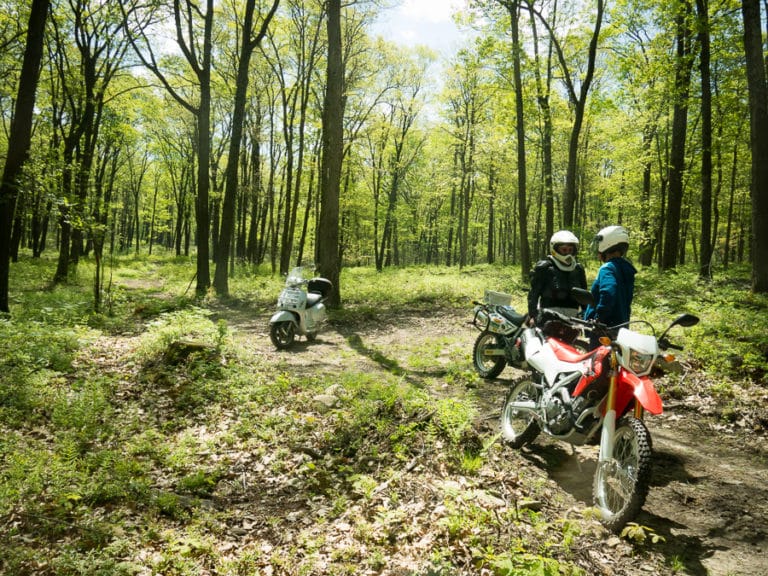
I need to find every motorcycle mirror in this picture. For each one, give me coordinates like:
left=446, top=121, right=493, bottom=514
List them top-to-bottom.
left=570, top=287, right=595, bottom=307
left=659, top=313, right=699, bottom=341
left=672, top=313, right=700, bottom=328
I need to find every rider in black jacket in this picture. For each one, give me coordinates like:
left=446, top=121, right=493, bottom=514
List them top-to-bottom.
left=528, top=230, right=588, bottom=323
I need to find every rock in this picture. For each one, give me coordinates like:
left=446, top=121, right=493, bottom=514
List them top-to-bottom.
left=313, top=393, right=339, bottom=412
left=471, top=489, right=506, bottom=509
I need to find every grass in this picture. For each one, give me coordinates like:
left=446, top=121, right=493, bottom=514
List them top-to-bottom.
left=1, top=251, right=766, bottom=575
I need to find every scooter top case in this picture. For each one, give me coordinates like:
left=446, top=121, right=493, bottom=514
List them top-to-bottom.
left=308, top=278, right=332, bottom=299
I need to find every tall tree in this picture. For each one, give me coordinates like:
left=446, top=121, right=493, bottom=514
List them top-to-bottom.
left=0, top=0, right=49, bottom=315
left=48, top=0, right=132, bottom=288
left=123, top=0, right=215, bottom=297
left=213, top=0, right=279, bottom=295
left=261, top=0, right=324, bottom=276
left=318, top=0, right=342, bottom=307
left=500, top=0, right=531, bottom=278
left=525, top=0, right=555, bottom=245
left=531, top=0, right=604, bottom=228
left=661, top=0, right=693, bottom=270
left=696, top=0, right=713, bottom=279
left=741, top=0, right=768, bottom=292
left=446, top=48, right=490, bottom=268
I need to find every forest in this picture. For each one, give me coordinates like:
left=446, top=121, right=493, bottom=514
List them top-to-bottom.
left=1, top=0, right=767, bottom=315
left=2, top=1, right=768, bottom=575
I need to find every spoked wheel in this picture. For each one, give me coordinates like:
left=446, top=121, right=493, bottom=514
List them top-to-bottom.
left=270, top=321, right=296, bottom=349
left=473, top=332, right=507, bottom=379
left=500, top=378, right=541, bottom=448
left=593, top=416, right=653, bottom=532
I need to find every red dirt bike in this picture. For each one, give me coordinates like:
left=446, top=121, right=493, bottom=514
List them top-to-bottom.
left=500, top=289, right=699, bottom=531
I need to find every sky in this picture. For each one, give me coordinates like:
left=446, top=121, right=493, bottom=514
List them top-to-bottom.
left=372, top=0, right=466, bottom=56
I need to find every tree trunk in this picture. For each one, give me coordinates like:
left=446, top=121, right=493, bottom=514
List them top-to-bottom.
left=0, top=0, right=48, bottom=314
left=193, top=0, right=214, bottom=296
left=214, top=0, right=278, bottom=295
left=317, top=0, right=343, bottom=307
left=526, top=0, right=554, bottom=243
left=543, top=0, right=603, bottom=228
left=662, top=0, right=693, bottom=270
left=696, top=0, right=713, bottom=279
left=741, top=0, right=768, bottom=292
left=506, top=1, right=531, bottom=278
left=487, top=166, right=496, bottom=264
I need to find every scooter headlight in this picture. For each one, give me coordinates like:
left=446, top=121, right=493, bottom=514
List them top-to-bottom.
left=629, top=349, right=654, bottom=375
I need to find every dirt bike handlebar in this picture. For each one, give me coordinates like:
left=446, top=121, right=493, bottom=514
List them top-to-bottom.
left=659, top=338, right=684, bottom=351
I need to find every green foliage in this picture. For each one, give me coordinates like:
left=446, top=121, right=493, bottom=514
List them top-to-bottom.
left=2, top=255, right=765, bottom=575
left=340, top=264, right=526, bottom=310
left=635, top=266, right=768, bottom=381
left=135, top=307, right=225, bottom=360
left=0, top=319, right=85, bottom=384
left=176, top=470, right=221, bottom=497
left=620, top=522, right=666, bottom=545
left=487, top=552, right=582, bottom=576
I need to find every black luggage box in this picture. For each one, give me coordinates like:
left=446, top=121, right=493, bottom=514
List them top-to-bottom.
left=308, top=278, right=332, bottom=298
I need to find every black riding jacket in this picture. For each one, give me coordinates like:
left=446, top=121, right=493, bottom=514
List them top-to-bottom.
left=527, top=256, right=588, bottom=319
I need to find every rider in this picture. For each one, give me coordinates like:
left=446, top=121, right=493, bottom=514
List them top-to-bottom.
left=583, top=225, right=636, bottom=347
left=528, top=230, right=588, bottom=324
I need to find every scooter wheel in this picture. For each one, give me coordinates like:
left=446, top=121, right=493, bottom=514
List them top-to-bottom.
left=270, top=321, right=296, bottom=349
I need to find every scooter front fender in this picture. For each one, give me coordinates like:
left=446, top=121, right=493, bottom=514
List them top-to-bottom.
left=270, top=310, right=299, bottom=326
left=618, top=369, right=663, bottom=415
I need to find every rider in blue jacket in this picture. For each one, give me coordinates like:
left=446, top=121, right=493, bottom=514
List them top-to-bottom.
left=584, top=226, right=636, bottom=346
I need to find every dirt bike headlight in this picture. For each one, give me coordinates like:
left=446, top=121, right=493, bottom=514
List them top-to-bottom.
left=629, top=349, right=654, bottom=375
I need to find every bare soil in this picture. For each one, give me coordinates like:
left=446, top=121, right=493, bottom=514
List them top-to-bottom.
left=225, top=304, right=768, bottom=576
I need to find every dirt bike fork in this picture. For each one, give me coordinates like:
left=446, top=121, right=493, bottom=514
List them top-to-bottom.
left=598, top=346, right=619, bottom=463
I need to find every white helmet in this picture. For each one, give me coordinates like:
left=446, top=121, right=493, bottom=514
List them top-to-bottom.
left=595, top=225, right=629, bottom=254
left=549, top=230, right=579, bottom=269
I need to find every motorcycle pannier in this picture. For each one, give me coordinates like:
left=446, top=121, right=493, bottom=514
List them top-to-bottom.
left=308, top=278, right=333, bottom=298
left=485, top=290, right=512, bottom=305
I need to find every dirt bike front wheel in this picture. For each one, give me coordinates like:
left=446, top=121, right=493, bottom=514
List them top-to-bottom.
left=270, top=321, right=296, bottom=349
left=473, top=332, right=507, bottom=379
left=500, top=378, right=541, bottom=448
left=593, top=416, right=653, bottom=532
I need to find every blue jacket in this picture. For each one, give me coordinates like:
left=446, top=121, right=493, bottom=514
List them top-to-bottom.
left=584, top=257, right=636, bottom=327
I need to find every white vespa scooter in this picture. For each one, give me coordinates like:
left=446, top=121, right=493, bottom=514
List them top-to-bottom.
left=269, top=266, right=332, bottom=350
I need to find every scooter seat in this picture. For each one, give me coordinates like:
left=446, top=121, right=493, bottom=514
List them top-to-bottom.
left=306, top=292, right=323, bottom=307
left=548, top=338, right=595, bottom=363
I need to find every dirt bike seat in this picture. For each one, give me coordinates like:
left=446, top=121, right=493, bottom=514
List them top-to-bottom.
left=499, top=306, right=526, bottom=326
left=547, top=338, right=595, bottom=363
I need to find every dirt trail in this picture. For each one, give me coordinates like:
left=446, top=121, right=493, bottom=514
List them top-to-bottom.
left=230, top=306, right=768, bottom=576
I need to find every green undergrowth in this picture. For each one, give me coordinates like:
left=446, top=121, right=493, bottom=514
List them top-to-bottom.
left=1, top=253, right=766, bottom=574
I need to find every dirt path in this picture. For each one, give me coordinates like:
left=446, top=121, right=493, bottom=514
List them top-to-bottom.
left=227, top=305, right=768, bottom=576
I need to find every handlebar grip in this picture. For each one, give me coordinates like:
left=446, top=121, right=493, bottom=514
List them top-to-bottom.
left=659, top=338, right=683, bottom=351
